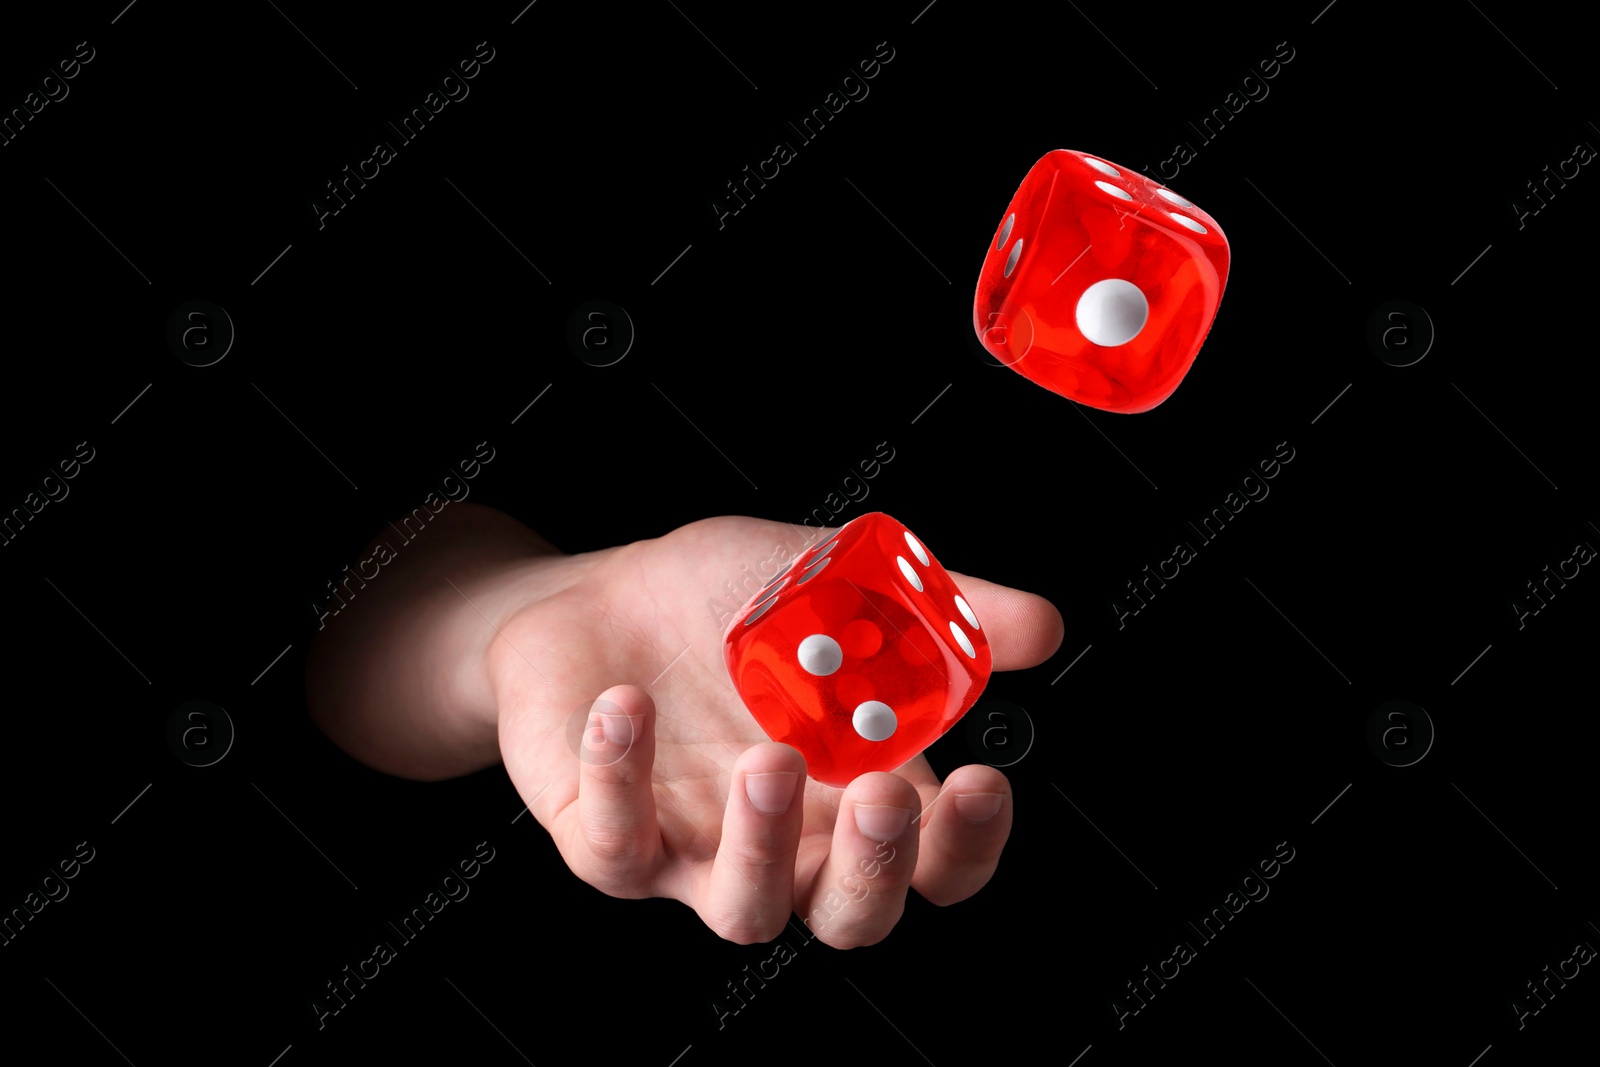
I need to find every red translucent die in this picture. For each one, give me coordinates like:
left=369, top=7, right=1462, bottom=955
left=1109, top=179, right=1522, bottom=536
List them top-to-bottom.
left=973, top=149, right=1230, bottom=413
left=723, top=513, right=992, bottom=787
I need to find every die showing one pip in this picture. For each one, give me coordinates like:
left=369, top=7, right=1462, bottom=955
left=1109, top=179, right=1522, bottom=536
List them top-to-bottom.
left=974, top=149, right=1230, bottom=413
left=723, top=513, right=992, bottom=787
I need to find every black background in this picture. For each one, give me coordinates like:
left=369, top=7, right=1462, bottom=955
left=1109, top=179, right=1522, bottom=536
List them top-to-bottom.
left=1, top=2, right=1595, bottom=1064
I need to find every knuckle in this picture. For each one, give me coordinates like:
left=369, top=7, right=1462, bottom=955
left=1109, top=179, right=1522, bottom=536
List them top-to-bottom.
left=583, top=758, right=643, bottom=790
left=585, top=826, right=648, bottom=863
left=727, top=836, right=793, bottom=872
left=577, top=859, right=650, bottom=899
left=814, top=903, right=904, bottom=950
left=704, top=908, right=784, bottom=945
left=818, top=928, right=881, bottom=950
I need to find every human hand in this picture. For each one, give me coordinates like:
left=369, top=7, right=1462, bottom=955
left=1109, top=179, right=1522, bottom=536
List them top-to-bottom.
left=491, top=516, right=1063, bottom=947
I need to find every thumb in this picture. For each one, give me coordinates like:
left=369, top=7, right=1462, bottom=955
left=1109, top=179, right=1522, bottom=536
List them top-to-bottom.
left=942, top=571, right=1064, bottom=670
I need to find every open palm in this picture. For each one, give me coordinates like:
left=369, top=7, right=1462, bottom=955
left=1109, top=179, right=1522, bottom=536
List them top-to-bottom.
left=491, top=515, right=1063, bottom=947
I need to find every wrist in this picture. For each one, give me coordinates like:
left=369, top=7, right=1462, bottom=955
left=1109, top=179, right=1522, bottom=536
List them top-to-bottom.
left=307, top=503, right=590, bottom=780
left=484, top=544, right=610, bottom=739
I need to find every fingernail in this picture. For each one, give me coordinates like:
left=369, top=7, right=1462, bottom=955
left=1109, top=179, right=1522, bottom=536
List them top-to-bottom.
left=600, top=713, right=636, bottom=747
left=745, top=771, right=799, bottom=814
left=954, top=792, right=1004, bottom=823
left=854, top=804, right=914, bottom=842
